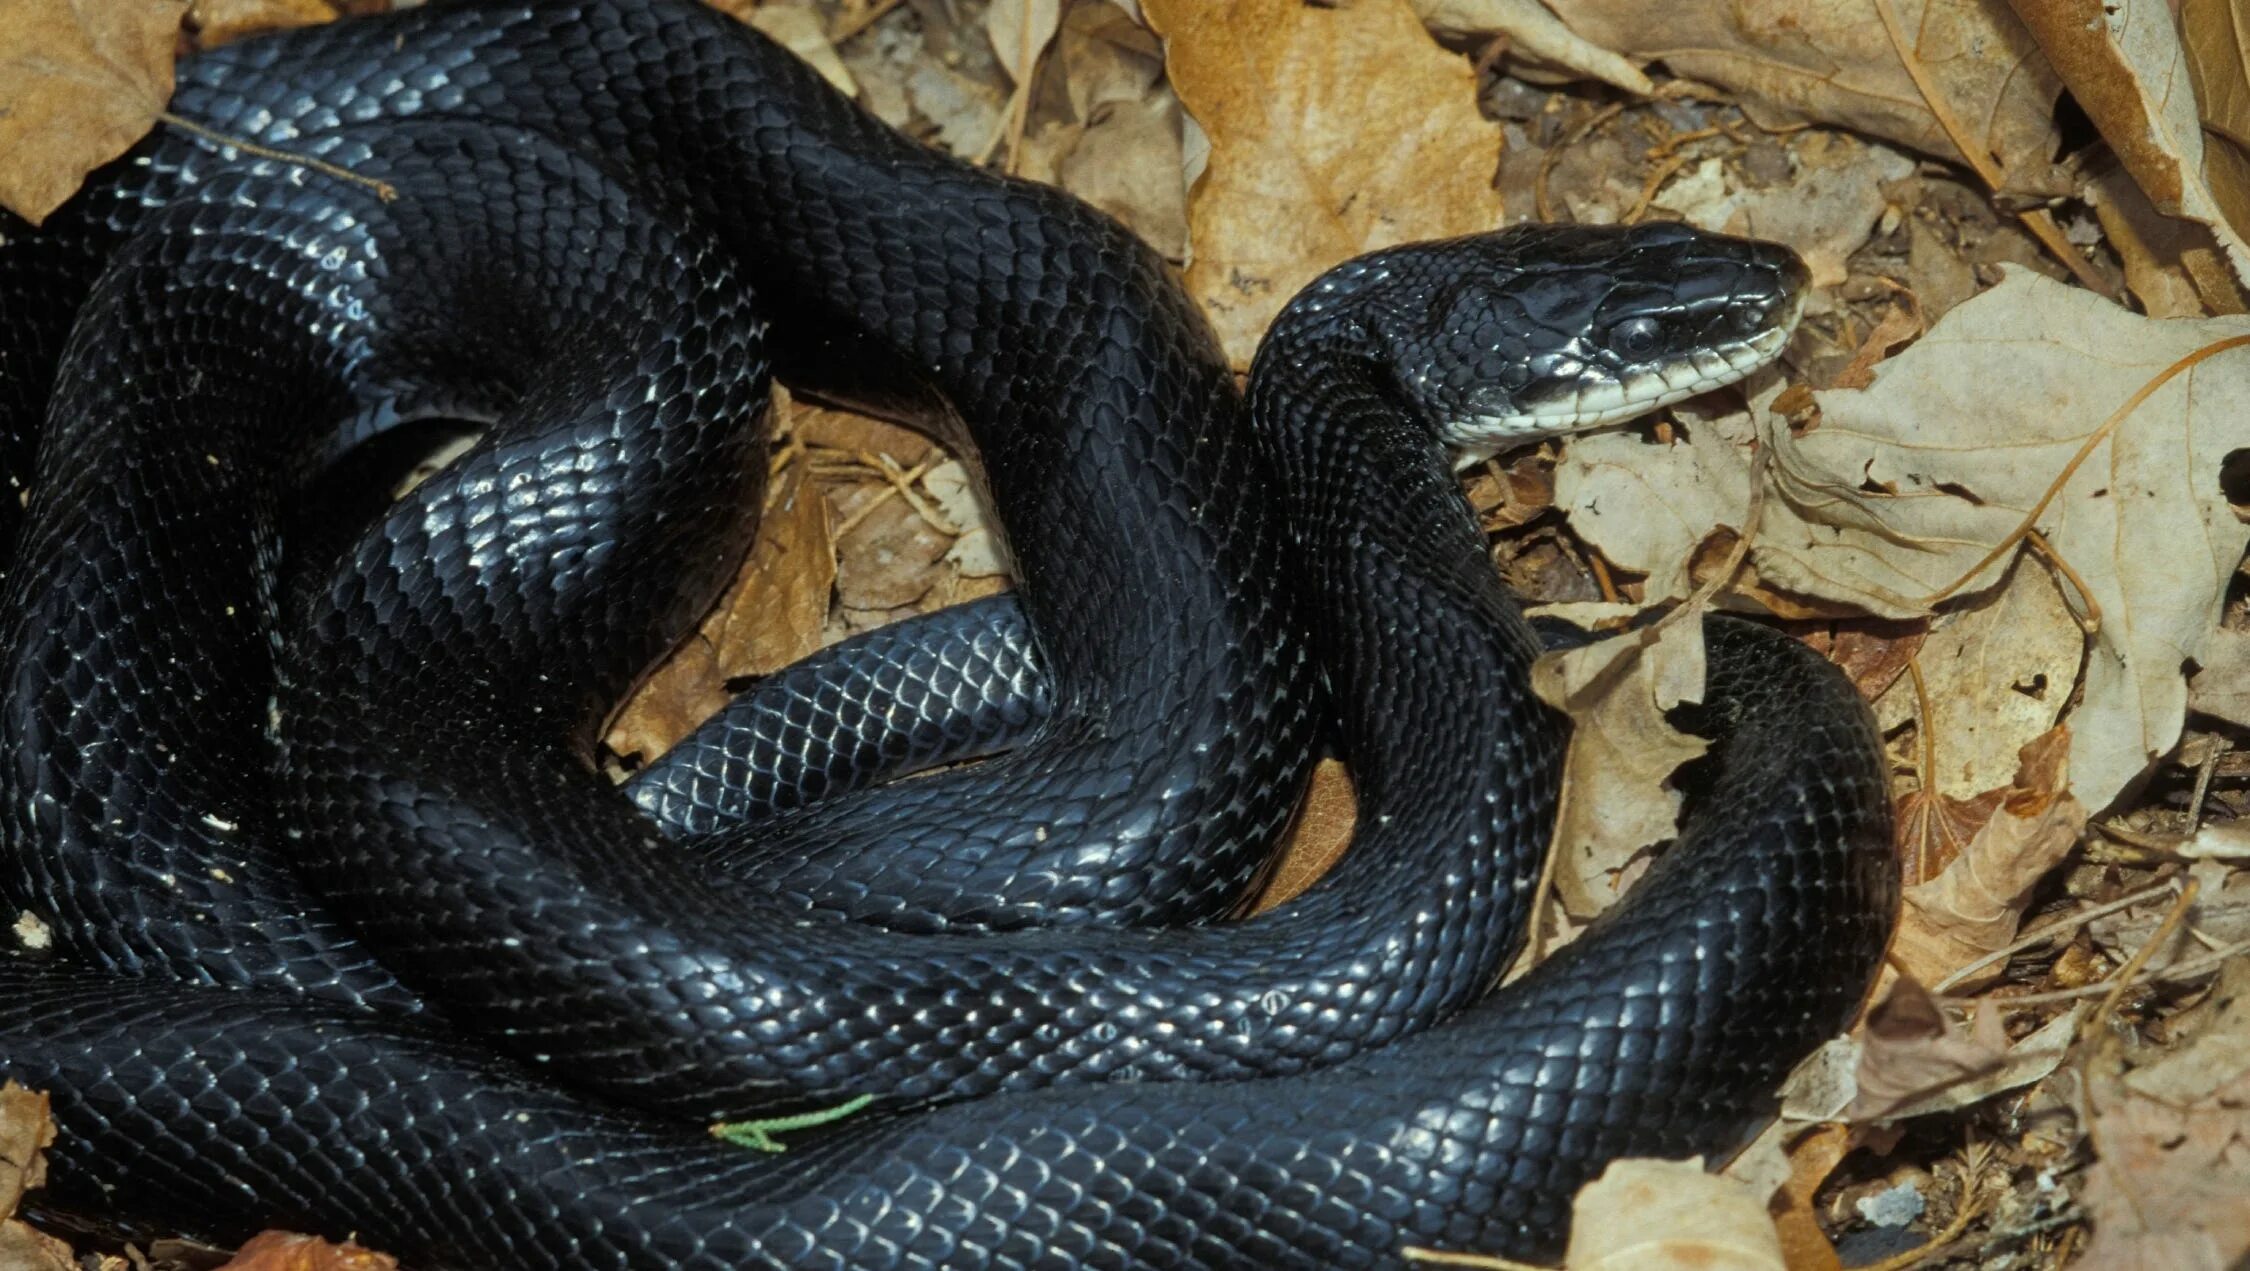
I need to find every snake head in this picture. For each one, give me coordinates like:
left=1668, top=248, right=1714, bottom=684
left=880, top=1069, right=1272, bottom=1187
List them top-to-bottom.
left=1356, top=222, right=1809, bottom=459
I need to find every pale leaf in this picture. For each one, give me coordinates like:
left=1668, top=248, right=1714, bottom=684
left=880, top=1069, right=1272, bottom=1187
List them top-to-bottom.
left=1549, top=0, right=2067, bottom=201
left=1559, top=269, right=2250, bottom=812
left=1529, top=619, right=1710, bottom=920
left=2077, top=960, right=2250, bottom=1270
left=1564, top=1158, right=1784, bottom=1271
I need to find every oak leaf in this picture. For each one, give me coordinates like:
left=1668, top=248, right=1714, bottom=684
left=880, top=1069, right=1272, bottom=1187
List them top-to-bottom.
left=0, top=0, right=188, bottom=223
left=1142, top=0, right=1503, bottom=365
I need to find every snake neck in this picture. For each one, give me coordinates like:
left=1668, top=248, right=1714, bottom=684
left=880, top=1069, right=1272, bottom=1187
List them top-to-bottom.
left=1248, top=285, right=1559, bottom=842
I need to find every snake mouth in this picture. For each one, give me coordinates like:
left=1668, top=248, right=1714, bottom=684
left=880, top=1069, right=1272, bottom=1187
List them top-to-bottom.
left=1430, top=229, right=1811, bottom=461
left=1501, top=297, right=1802, bottom=438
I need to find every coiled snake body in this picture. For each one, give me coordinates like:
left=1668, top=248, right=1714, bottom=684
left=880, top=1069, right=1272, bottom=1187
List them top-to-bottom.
left=0, top=3, right=1896, bottom=1266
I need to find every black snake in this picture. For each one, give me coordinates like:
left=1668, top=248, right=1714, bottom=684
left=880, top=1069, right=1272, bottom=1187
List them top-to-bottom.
left=0, top=3, right=1897, bottom=1266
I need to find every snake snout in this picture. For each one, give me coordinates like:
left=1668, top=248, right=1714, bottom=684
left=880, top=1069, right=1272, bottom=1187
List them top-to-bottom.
left=1410, top=224, right=1808, bottom=456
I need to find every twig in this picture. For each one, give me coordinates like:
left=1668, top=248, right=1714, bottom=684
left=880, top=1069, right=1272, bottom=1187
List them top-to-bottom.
left=159, top=113, right=397, bottom=201
left=1620, top=151, right=1692, bottom=225
left=1923, top=335, right=2250, bottom=605
left=2023, top=530, right=2100, bottom=635
left=1907, top=654, right=1937, bottom=881
left=1931, top=878, right=2179, bottom=993
left=1400, top=1246, right=1545, bottom=1269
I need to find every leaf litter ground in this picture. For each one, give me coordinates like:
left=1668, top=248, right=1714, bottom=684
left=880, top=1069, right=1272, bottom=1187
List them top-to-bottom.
left=3, top=0, right=2249, bottom=1268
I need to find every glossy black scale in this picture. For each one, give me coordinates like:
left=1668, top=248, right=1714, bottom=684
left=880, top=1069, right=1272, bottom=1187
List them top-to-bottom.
left=0, top=3, right=1895, bottom=1267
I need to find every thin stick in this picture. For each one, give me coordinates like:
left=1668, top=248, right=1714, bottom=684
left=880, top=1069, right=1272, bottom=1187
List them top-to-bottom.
left=160, top=113, right=397, bottom=201
left=1924, top=335, right=2250, bottom=606
left=2023, top=530, right=2100, bottom=635
left=1907, top=655, right=1937, bottom=881
left=1932, top=878, right=2178, bottom=993
left=1985, top=936, right=2250, bottom=1010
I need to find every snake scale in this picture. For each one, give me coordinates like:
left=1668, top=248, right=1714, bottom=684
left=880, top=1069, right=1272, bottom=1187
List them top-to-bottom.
left=0, top=3, right=1896, bottom=1267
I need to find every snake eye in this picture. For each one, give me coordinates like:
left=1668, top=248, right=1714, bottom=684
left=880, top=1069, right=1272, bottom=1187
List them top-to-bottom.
left=1608, top=317, right=1662, bottom=360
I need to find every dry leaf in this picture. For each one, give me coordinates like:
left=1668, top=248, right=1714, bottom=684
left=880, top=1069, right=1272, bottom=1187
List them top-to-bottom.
left=0, top=0, right=189, bottom=223
left=189, top=0, right=331, bottom=47
left=985, top=0, right=1061, bottom=86
left=1143, top=0, right=1503, bottom=364
left=1408, top=0, right=1652, bottom=97
left=1550, top=0, right=2069, bottom=202
left=2018, top=0, right=2250, bottom=289
left=2183, top=0, right=2250, bottom=286
left=744, top=2, right=856, bottom=98
left=1057, top=94, right=1188, bottom=261
left=1653, top=132, right=1915, bottom=289
left=2090, top=164, right=2242, bottom=318
left=1560, top=269, right=2250, bottom=813
left=606, top=455, right=836, bottom=764
left=919, top=460, right=1007, bottom=579
left=832, top=478, right=951, bottom=611
left=1870, top=561, right=2081, bottom=806
left=1528, top=617, right=1710, bottom=920
left=2189, top=625, right=2250, bottom=727
left=1891, top=728, right=2088, bottom=988
left=1252, top=758, right=1355, bottom=912
left=2087, top=858, right=2250, bottom=974
left=2076, top=959, right=2250, bottom=1269
left=1845, top=979, right=2080, bottom=1122
left=0, top=1082, right=67, bottom=1271
left=0, top=1082, right=52, bottom=1220
left=1726, top=1122, right=1854, bottom=1271
left=1562, top=1157, right=1784, bottom=1271
left=216, top=1232, right=398, bottom=1271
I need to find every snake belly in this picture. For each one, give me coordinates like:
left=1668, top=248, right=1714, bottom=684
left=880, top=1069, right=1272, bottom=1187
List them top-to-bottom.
left=0, top=2, right=1897, bottom=1266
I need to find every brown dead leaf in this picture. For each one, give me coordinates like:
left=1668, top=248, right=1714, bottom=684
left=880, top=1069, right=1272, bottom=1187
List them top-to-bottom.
left=0, top=0, right=189, bottom=224
left=189, top=0, right=331, bottom=47
left=1143, top=0, right=1503, bottom=365
left=1408, top=0, right=1652, bottom=97
left=1550, top=0, right=2068, bottom=203
left=2021, top=0, right=2250, bottom=291
left=743, top=2, right=856, bottom=98
left=1056, top=94, right=1188, bottom=261
left=1654, top=132, right=1916, bottom=291
left=2091, top=165, right=2242, bottom=318
left=1830, top=300, right=1927, bottom=392
left=794, top=405, right=935, bottom=469
left=606, top=455, right=835, bottom=764
left=832, top=477, right=951, bottom=611
left=1871, top=561, right=2082, bottom=809
left=1529, top=617, right=1710, bottom=921
left=1802, top=620, right=1926, bottom=704
left=1891, top=728, right=2088, bottom=988
left=1252, top=758, right=1355, bottom=912
left=1892, top=785, right=2009, bottom=886
left=2076, top=958, right=2250, bottom=1269
left=1845, top=978, right=2080, bottom=1121
left=0, top=1082, right=68, bottom=1271
left=0, top=1082, right=52, bottom=1219
left=1756, top=1123, right=1853, bottom=1271
left=1561, top=1157, right=1784, bottom=1271
left=217, top=1232, right=397, bottom=1271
